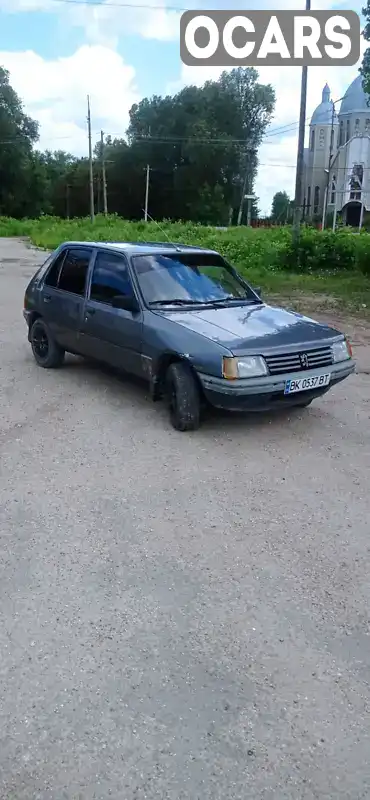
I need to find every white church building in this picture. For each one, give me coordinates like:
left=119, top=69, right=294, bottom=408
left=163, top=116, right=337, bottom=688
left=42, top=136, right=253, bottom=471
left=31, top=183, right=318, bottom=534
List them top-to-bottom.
left=303, top=74, right=370, bottom=227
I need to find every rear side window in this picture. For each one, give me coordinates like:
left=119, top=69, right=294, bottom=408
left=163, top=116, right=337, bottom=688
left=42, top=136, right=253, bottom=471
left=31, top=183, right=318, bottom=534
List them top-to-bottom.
left=51, top=248, right=92, bottom=296
left=44, top=251, right=66, bottom=288
left=32, top=253, right=54, bottom=282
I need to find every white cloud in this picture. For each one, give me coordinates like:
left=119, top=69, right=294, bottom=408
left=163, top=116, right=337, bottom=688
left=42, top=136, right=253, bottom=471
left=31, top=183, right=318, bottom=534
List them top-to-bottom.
left=0, top=0, right=181, bottom=43
left=0, top=0, right=350, bottom=46
left=68, top=0, right=181, bottom=46
left=0, top=45, right=139, bottom=154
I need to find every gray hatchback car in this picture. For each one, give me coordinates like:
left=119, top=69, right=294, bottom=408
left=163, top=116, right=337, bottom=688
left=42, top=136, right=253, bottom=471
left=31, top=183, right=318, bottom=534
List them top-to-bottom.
left=23, top=240, right=355, bottom=431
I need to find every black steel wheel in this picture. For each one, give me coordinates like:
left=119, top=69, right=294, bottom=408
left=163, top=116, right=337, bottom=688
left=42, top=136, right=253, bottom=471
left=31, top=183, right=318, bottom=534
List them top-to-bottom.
left=30, top=319, right=65, bottom=368
left=165, top=361, right=201, bottom=431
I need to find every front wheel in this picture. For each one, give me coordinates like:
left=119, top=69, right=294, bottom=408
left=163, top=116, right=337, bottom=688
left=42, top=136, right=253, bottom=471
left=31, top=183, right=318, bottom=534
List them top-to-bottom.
left=30, top=318, right=65, bottom=368
left=165, top=362, right=201, bottom=431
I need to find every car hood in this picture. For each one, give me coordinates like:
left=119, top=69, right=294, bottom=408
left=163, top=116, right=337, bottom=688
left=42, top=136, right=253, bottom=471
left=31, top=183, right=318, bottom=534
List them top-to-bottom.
left=157, top=303, right=342, bottom=354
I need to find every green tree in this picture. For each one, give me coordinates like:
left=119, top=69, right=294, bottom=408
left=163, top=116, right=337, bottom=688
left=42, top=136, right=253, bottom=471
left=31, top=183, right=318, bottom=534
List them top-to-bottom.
left=360, top=2, right=370, bottom=97
left=0, top=66, right=40, bottom=217
left=127, top=68, right=275, bottom=223
left=271, top=191, right=291, bottom=222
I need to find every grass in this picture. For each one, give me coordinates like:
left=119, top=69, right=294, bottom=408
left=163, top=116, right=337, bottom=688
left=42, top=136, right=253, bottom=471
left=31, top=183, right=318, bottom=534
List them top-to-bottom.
left=1, top=214, right=370, bottom=315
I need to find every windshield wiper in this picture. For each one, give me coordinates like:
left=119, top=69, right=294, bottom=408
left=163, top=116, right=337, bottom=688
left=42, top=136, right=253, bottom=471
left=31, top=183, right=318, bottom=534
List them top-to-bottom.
left=149, top=296, right=255, bottom=308
left=201, top=296, right=252, bottom=305
left=149, top=298, right=205, bottom=306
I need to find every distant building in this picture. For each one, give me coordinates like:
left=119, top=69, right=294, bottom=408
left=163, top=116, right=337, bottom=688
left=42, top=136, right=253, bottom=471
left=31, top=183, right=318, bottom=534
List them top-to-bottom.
left=303, top=75, right=370, bottom=226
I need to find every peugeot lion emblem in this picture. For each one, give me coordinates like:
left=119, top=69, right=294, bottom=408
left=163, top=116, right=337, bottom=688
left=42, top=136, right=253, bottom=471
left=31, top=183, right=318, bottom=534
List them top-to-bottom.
left=300, top=353, right=309, bottom=368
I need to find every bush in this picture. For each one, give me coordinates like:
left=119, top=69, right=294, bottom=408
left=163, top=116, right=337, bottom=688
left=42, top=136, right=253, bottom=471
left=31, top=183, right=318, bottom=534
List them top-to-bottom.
left=0, top=214, right=369, bottom=277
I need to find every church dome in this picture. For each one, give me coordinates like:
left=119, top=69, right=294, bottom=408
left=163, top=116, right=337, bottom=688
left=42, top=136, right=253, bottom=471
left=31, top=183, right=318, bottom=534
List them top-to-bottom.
left=339, top=74, right=370, bottom=115
left=311, top=83, right=338, bottom=126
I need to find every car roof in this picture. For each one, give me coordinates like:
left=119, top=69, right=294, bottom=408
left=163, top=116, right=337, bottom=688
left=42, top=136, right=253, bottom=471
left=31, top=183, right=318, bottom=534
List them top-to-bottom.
left=58, top=240, right=219, bottom=256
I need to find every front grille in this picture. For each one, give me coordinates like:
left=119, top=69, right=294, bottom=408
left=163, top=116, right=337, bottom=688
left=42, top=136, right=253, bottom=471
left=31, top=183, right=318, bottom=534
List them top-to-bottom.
left=265, top=345, right=333, bottom=375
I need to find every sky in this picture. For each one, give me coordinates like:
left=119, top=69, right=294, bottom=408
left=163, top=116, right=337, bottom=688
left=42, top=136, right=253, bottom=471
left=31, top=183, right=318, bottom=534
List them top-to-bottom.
left=0, top=0, right=367, bottom=215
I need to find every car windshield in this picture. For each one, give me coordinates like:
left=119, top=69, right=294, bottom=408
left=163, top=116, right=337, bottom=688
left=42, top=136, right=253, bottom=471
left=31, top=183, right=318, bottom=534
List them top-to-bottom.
left=131, top=252, right=257, bottom=306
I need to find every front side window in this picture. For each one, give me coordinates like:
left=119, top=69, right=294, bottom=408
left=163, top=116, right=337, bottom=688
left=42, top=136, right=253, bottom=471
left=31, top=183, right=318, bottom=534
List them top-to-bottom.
left=57, top=249, right=92, bottom=296
left=90, top=251, right=134, bottom=304
left=131, top=253, right=258, bottom=307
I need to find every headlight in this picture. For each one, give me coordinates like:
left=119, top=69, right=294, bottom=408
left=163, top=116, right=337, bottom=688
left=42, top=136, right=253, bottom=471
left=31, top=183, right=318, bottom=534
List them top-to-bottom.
left=331, top=338, right=352, bottom=363
left=222, top=355, right=268, bottom=380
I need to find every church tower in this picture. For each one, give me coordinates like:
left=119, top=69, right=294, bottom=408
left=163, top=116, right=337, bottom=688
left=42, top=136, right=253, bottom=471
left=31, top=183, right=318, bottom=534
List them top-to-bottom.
left=303, top=83, right=338, bottom=219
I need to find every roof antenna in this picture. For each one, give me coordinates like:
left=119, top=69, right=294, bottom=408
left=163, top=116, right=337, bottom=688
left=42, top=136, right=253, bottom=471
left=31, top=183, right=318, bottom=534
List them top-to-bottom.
left=141, top=209, right=182, bottom=252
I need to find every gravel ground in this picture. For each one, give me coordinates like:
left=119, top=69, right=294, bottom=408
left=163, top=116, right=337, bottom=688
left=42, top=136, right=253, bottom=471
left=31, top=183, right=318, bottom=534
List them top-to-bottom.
left=1, top=237, right=370, bottom=800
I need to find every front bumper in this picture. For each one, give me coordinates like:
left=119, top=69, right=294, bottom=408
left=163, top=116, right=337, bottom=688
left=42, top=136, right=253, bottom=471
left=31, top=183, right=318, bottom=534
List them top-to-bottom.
left=197, top=360, right=355, bottom=412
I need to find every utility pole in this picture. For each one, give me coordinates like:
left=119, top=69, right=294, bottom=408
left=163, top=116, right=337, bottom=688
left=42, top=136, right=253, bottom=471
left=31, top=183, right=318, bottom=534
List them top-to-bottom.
left=292, top=0, right=310, bottom=244
left=87, top=95, right=94, bottom=223
left=322, top=100, right=335, bottom=230
left=100, top=130, right=108, bottom=216
left=144, top=164, right=150, bottom=221
left=237, top=169, right=248, bottom=226
left=66, top=184, right=70, bottom=219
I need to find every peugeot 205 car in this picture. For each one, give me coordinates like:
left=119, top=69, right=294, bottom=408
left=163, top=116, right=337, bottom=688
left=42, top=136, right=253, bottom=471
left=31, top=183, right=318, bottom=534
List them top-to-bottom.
left=23, top=240, right=355, bottom=431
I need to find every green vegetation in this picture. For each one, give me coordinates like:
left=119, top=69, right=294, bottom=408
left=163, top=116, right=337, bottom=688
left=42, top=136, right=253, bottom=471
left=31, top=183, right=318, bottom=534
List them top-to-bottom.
left=1, top=215, right=370, bottom=313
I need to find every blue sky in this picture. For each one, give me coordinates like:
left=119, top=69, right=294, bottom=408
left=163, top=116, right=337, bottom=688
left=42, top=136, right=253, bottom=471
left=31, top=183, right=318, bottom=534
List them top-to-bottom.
left=0, top=0, right=366, bottom=214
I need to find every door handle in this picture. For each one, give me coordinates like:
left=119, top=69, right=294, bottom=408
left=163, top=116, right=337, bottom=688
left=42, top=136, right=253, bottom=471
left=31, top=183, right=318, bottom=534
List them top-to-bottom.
left=43, top=294, right=52, bottom=303
left=85, top=308, right=95, bottom=316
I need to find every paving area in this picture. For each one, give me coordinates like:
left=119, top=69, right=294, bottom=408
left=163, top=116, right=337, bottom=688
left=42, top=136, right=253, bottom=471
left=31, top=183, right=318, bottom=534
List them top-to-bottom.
left=1, top=237, right=370, bottom=799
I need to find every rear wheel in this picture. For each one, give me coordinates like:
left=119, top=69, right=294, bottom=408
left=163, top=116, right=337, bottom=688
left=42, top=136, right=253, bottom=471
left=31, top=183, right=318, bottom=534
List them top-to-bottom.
left=30, top=318, right=65, bottom=368
left=165, top=361, right=201, bottom=431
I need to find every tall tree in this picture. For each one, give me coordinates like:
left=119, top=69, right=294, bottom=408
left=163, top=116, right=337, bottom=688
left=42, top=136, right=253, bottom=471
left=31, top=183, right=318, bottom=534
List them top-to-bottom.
left=360, top=2, right=370, bottom=97
left=0, top=66, right=40, bottom=217
left=127, top=68, right=275, bottom=224
left=271, top=190, right=291, bottom=222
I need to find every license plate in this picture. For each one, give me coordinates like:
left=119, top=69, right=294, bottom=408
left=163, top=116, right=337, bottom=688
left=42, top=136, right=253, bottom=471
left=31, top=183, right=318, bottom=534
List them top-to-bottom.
left=284, top=373, right=331, bottom=395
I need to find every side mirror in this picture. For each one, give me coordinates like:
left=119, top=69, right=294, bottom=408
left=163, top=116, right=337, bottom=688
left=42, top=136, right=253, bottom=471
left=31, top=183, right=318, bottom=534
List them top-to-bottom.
left=112, top=294, right=140, bottom=313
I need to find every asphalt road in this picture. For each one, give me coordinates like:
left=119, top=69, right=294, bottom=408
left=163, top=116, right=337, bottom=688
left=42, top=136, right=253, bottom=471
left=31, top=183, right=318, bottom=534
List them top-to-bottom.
left=1, top=237, right=370, bottom=800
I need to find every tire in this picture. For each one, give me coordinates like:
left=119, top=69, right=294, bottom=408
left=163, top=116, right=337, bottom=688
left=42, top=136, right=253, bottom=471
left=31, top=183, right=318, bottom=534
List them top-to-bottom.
left=30, top=318, right=65, bottom=368
left=165, top=361, right=201, bottom=431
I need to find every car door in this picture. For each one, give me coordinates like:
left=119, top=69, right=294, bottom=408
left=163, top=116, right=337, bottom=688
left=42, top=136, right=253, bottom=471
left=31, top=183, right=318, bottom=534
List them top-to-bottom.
left=41, top=246, right=93, bottom=352
left=80, top=249, right=144, bottom=376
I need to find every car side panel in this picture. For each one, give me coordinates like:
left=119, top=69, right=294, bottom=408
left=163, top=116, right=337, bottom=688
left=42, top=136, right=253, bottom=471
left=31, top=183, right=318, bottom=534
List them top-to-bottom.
left=41, top=288, right=86, bottom=351
left=80, top=300, right=144, bottom=376
left=139, top=309, right=233, bottom=391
